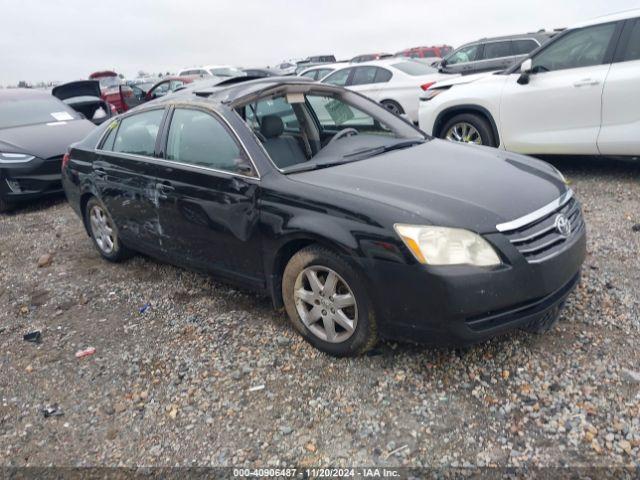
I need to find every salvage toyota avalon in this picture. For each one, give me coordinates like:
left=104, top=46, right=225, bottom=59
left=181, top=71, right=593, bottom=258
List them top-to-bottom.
left=62, top=77, right=585, bottom=356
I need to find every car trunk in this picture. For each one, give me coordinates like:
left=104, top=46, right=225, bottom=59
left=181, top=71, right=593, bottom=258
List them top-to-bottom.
left=52, top=81, right=111, bottom=125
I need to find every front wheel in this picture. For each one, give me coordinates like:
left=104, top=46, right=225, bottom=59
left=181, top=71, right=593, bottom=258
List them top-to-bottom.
left=440, top=113, right=496, bottom=147
left=84, top=197, right=132, bottom=262
left=282, top=245, right=378, bottom=356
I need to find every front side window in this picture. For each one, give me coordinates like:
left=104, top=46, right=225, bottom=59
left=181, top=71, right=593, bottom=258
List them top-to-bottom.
left=621, top=20, right=640, bottom=61
left=532, top=23, right=617, bottom=72
left=482, top=41, right=512, bottom=60
left=445, top=44, right=482, bottom=65
left=323, top=68, right=351, bottom=86
left=301, top=70, right=318, bottom=79
left=169, top=80, right=185, bottom=91
left=113, top=109, right=164, bottom=157
left=166, top=109, right=250, bottom=175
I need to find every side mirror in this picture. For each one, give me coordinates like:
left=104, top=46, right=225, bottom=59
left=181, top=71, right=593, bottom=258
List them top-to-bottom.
left=517, top=59, right=533, bottom=85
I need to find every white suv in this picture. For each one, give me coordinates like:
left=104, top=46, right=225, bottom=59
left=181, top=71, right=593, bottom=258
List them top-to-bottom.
left=419, top=9, right=640, bottom=156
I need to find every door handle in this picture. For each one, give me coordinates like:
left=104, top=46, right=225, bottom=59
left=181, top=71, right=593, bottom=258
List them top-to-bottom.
left=573, top=79, right=600, bottom=87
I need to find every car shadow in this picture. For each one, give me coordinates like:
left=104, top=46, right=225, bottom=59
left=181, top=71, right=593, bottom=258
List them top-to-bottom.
left=536, top=155, right=640, bottom=178
left=1, top=194, right=67, bottom=216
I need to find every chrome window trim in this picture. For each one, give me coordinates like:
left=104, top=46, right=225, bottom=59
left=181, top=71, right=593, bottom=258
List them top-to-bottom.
left=95, top=104, right=261, bottom=180
left=496, top=189, right=573, bottom=232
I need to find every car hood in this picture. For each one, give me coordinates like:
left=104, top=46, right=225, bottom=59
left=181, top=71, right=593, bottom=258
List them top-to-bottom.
left=430, top=71, right=499, bottom=89
left=52, top=80, right=102, bottom=101
left=0, top=120, right=95, bottom=159
left=290, top=139, right=567, bottom=233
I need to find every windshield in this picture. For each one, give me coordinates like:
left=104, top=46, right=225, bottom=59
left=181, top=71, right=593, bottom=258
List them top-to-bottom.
left=391, top=61, right=437, bottom=75
left=97, top=76, right=120, bottom=90
left=238, top=91, right=425, bottom=173
left=0, top=97, right=79, bottom=129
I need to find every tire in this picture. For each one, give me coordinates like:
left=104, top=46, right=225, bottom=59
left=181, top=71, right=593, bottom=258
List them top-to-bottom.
left=381, top=100, right=404, bottom=117
left=440, top=113, right=496, bottom=147
left=84, top=197, right=132, bottom=262
left=0, top=198, right=13, bottom=213
left=282, top=245, right=378, bottom=357
left=521, top=303, right=563, bottom=334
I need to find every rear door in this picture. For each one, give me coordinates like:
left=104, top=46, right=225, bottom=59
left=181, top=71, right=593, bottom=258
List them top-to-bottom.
left=597, top=17, right=640, bottom=155
left=500, top=21, right=621, bottom=154
left=476, top=40, right=514, bottom=73
left=347, top=66, right=390, bottom=101
left=154, top=106, right=263, bottom=284
left=94, top=108, right=166, bottom=250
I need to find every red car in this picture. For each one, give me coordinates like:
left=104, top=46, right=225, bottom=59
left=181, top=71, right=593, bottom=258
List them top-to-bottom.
left=396, top=45, right=454, bottom=59
left=89, top=71, right=126, bottom=113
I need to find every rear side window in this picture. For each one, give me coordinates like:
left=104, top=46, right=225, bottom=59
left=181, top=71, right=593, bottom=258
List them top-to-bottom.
left=621, top=20, right=640, bottom=61
left=512, top=39, right=539, bottom=55
left=482, top=41, right=512, bottom=59
left=391, top=61, right=436, bottom=75
left=351, top=67, right=378, bottom=85
left=323, top=68, right=351, bottom=86
left=375, top=68, right=392, bottom=82
left=300, top=70, right=318, bottom=80
left=113, top=109, right=164, bottom=157
left=166, top=109, right=249, bottom=175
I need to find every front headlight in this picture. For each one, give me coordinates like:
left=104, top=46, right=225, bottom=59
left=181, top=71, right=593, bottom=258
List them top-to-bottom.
left=0, top=152, right=35, bottom=164
left=394, top=224, right=501, bottom=266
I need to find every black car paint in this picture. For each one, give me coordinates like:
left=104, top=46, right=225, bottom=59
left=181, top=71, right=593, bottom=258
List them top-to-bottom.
left=62, top=79, right=585, bottom=346
left=52, top=80, right=112, bottom=126
left=0, top=115, right=95, bottom=206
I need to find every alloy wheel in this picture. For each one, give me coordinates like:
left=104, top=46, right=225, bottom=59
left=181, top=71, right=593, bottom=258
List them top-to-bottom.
left=383, top=102, right=402, bottom=115
left=445, top=122, right=483, bottom=144
left=89, top=205, right=117, bottom=254
left=293, top=266, right=358, bottom=343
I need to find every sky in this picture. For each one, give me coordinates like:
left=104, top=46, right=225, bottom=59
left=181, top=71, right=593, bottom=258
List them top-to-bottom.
left=1, top=0, right=639, bottom=85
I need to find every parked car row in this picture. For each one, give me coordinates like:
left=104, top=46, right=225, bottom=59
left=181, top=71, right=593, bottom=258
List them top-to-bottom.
left=419, top=9, right=640, bottom=156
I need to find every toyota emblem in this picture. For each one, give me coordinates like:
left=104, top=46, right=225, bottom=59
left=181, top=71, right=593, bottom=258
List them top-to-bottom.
left=554, top=214, right=572, bottom=238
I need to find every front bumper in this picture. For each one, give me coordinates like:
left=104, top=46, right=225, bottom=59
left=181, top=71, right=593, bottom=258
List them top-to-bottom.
left=0, top=156, right=64, bottom=205
left=360, top=225, right=586, bottom=346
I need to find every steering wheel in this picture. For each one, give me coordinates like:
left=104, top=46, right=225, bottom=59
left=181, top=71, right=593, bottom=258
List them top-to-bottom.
left=328, top=128, right=359, bottom=145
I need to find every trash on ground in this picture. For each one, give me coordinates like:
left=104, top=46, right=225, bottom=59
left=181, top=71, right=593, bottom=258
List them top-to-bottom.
left=37, top=253, right=53, bottom=268
left=139, top=303, right=151, bottom=314
left=23, top=331, right=42, bottom=343
left=75, top=346, right=96, bottom=359
left=248, top=385, right=265, bottom=392
left=41, top=404, right=64, bottom=418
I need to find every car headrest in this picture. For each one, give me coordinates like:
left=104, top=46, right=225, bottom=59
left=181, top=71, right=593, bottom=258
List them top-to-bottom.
left=260, top=115, right=284, bottom=139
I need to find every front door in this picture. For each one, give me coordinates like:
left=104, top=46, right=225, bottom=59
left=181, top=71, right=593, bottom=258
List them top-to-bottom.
left=500, top=22, right=619, bottom=155
left=154, top=107, right=263, bottom=284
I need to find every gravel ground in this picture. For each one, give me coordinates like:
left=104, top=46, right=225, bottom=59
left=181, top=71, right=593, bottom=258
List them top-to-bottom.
left=0, top=156, right=639, bottom=469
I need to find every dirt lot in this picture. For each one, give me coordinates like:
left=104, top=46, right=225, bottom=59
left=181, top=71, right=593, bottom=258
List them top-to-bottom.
left=0, top=156, right=639, bottom=468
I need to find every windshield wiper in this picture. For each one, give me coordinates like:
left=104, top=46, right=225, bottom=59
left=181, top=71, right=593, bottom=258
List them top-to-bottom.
left=283, top=139, right=426, bottom=174
left=342, top=139, right=425, bottom=159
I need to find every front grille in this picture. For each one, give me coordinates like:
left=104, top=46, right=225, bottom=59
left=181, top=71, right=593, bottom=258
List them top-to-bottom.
left=501, top=197, right=584, bottom=263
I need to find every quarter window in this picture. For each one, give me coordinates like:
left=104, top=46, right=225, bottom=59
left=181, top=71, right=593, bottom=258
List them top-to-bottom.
left=621, top=20, right=640, bottom=61
left=532, top=23, right=617, bottom=72
left=482, top=41, right=512, bottom=60
left=112, top=109, right=164, bottom=157
left=166, top=109, right=250, bottom=175
left=100, top=121, right=119, bottom=150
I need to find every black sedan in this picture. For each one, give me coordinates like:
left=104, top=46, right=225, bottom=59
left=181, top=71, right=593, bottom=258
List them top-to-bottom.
left=62, top=77, right=585, bottom=356
left=0, top=89, right=95, bottom=212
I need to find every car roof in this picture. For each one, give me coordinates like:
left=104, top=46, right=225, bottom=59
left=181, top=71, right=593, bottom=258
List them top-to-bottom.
left=571, top=8, right=640, bottom=28
left=300, top=62, right=348, bottom=74
left=0, top=88, right=55, bottom=101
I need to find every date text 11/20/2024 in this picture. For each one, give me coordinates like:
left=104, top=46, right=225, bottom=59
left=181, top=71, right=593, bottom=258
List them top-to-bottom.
left=233, top=467, right=401, bottom=478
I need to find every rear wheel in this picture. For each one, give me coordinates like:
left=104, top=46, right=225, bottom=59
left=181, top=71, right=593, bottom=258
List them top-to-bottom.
left=381, top=100, right=404, bottom=117
left=441, top=113, right=496, bottom=147
left=84, top=197, right=132, bottom=262
left=282, top=245, right=377, bottom=356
